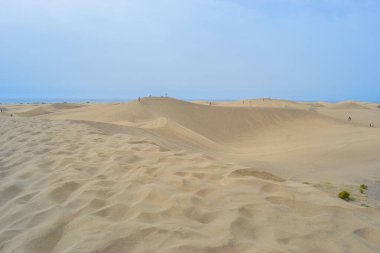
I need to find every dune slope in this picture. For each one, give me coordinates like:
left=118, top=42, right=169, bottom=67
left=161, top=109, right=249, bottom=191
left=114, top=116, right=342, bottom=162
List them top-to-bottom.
left=33, top=97, right=380, bottom=183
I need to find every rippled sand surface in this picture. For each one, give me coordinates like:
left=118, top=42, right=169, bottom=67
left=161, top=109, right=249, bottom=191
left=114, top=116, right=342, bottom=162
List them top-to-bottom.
left=1, top=98, right=380, bottom=252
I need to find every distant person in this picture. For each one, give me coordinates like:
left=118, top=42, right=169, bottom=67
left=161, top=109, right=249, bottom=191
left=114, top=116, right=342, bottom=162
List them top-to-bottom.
left=138, top=97, right=141, bottom=102
left=0, top=108, right=2, bottom=112
left=10, top=113, right=13, bottom=117
left=348, top=116, right=351, bottom=121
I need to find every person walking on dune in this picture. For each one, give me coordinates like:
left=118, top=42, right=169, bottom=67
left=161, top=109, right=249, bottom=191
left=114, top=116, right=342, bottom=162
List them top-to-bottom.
left=348, top=116, right=351, bottom=121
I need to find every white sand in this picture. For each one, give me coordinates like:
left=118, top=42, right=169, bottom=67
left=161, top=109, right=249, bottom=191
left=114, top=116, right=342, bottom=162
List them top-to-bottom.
left=1, top=97, right=380, bottom=252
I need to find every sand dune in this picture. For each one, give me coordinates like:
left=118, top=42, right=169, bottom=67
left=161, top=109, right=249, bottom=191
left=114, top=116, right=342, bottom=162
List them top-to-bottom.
left=1, top=98, right=380, bottom=252
left=38, top=98, right=380, bottom=182
left=41, top=98, right=340, bottom=144
left=194, top=98, right=312, bottom=110
left=326, top=101, right=369, bottom=110
left=16, top=103, right=85, bottom=117
left=50, top=103, right=85, bottom=110
left=16, top=106, right=55, bottom=117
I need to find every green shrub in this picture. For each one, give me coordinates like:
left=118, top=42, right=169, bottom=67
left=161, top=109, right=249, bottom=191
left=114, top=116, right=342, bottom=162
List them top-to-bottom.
left=360, top=184, right=368, bottom=190
left=360, top=189, right=364, bottom=194
left=338, top=191, right=350, bottom=201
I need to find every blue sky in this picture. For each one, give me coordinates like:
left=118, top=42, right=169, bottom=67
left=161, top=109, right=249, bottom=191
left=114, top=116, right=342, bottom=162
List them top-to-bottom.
left=1, top=0, right=379, bottom=101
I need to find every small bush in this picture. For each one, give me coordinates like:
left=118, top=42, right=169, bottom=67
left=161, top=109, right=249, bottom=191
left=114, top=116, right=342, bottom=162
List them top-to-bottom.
left=360, top=184, right=368, bottom=190
left=360, top=189, right=364, bottom=194
left=338, top=191, right=350, bottom=201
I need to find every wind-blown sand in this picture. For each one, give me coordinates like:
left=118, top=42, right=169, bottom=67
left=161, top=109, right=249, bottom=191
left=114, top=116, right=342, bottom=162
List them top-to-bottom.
left=1, top=97, right=380, bottom=252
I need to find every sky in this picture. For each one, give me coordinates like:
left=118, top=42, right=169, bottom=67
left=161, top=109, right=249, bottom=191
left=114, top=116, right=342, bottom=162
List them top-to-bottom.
left=0, top=0, right=379, bottom=101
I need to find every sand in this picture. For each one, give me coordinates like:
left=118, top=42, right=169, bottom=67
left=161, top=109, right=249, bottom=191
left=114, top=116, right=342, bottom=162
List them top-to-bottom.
left=1, top=97, right=380, bottom=252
